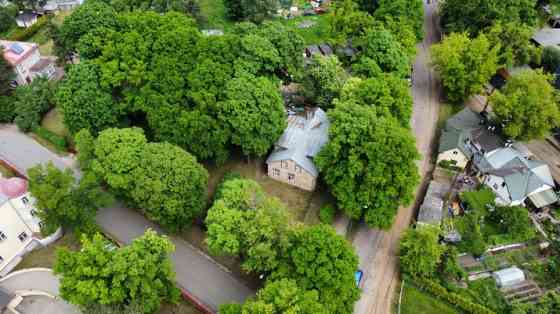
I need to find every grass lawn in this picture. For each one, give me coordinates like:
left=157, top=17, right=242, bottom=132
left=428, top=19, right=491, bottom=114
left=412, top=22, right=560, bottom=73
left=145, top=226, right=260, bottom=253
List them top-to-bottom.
left=279, top=14, right=331, bottom=45
left=29, top=26, right=53, bottom=55
left=42, top=107, right=70, bottom=139
left=13, top=232, right=81, bottom=271
left=400, top=283, right=460, bottom=314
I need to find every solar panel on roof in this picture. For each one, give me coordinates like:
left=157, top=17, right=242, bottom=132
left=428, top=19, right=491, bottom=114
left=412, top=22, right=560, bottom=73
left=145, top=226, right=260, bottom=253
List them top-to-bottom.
left=10, top=43, right=24, bottom=55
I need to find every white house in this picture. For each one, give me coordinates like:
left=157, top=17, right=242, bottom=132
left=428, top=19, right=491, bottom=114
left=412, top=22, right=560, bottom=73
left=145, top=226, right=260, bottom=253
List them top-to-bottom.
left=0, top=40, right=56, bottom=85
left=437, top=108, right=503, bottom=169
left=473, top=147, right=558, bottom=208
left=0, top=177, right=61, bottom=277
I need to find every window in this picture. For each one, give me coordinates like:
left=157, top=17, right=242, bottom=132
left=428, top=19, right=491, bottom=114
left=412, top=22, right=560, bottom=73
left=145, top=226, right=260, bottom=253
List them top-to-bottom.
left=453, top=151, right=458, bottom=155
left=281, top=160, right=288, bottom=169
left=295, top=165, right=302, bottom=173
left=273, top=168, right=280, bottom=176
left=288, top=173, right=295, bottom=181
left=502, top=182, right=506, bottom=187
left=493, top=183, right=498, bottom=190
left=21, top=196, right=29, bottom=205
left=30, top=209, right=37, bottom=217
left=0, top=231, right=6, bottom=242
left=18, top=232, right=28, bottom=242
left=0, top=256, right=3, bottom=263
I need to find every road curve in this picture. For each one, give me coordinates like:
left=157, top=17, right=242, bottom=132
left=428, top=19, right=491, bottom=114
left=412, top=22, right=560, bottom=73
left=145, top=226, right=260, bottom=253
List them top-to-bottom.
left=352, top=2, right=442, bottom=314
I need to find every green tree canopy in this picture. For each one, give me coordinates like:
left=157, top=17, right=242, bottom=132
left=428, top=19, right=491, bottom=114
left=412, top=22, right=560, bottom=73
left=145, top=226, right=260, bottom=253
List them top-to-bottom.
left=224, top=0, right=278, bottom=23
left=328, top=0, right=375, bottom=45
left=373, top=0, right=424, bottom=40
left=440, top=0, right=537, bottom=35
left=0, top=5, right=16, bottom=33
left=486, top=22, right=540, bottom=68
left=355, top=25, right=410, bottom=78
left=431, top=32, right=499, bottom=104
left=541, top=46, right=560, bottom=73
left=302, top=55, right=349, bottom=109
left=0, top=56, right=14, bottom=96
left=56, top=62, right=123, bottom=135
left=490, top=69, right=560, bottom=140
left=339, top=75, right=412, bottom=127
left=13, top=77, right=54, bottom=132
left=315, top=102, right=419, bottom=228
left=92, top=128, right=209, bottom=231
left=74, top=129, right=95, bottom=171
left=28, top=163, right=109, bottom=235
left=487, top=205, right=535, bottom=242
left=399, top=226, right=444, bottom=278
left=54, top=230, right=180, bottom=313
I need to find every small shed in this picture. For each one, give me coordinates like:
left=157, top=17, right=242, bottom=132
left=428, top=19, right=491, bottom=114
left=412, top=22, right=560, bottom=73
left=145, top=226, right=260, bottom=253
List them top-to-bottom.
left=15, top=12, right=38, bottom=28
left=417, top=181, right=448, bottom=226
left=493, top=267, right=525, bottom=288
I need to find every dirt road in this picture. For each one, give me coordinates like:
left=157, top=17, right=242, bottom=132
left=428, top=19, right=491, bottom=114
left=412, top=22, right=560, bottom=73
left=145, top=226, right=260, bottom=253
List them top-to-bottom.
left=352, top=2, right=442, bottom=314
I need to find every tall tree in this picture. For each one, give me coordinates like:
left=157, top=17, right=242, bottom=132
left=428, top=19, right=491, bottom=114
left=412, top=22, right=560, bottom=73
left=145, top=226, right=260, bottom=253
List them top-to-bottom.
left=224, top=0, right=278, bottom=23
left=328, top=0, right=376, bottom=45
left=373, top=0, right=424, bottom=40
left=440, top=0, right=537, bottom=35
left=0, top=5, right=16, bottom=33
left=486, top=22, right=540, bottom=68
left=431, top=32, right=499, bottom=104
left=541, top=46, right=560, bottom=73
left=302, top=55, right=349, bottom=109
left=0, top=56, right=14, bottom=96
left=56, top=62, right=123, bottom=135
left=490, top=69, right=560, bottom=140
left=219, top=75, right=286, bottom=157
left=339, top=75, right=412, bottom=127
left=13, top=77, right=53, bottom=132
left=315, top=102, right=419, bottom=228
left=92, top=128, right=209, bottom=231
left=74, top=129, right=95, bottom=171
left=28, top=163, right=108, bottom=235
left=487, top=205, right=535, bottom=242
left=273, top=224, right=360, bottom=314
left=399, top=226, right=444, bottom=278
left=54, top=230, right=180, bottom=313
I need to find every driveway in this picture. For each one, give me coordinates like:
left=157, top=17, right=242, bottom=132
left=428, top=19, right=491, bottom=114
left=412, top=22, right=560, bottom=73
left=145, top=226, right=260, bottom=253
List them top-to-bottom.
left=352, top=2, right=442, bottom=314
left=0, top=125, right=254, bottom=312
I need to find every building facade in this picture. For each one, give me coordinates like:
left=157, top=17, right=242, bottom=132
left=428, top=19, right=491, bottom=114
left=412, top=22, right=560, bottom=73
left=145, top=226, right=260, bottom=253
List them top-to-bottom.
left=0, top=40, right=56, bottom=85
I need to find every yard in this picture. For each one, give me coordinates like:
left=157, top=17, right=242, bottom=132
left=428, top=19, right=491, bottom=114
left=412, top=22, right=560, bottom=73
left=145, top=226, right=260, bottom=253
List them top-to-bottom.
left=279, top=14, right=331, bottom=45
left=13, top=231, right=81, bottom=271
left=399, top=283, right=459, bottom=314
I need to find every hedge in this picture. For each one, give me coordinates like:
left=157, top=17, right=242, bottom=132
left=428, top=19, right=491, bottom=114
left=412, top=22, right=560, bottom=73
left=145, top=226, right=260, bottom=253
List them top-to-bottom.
left=8, top=16, right=49, bottom=41
left=34, top=126, right=67, bottom=152
left=413, top=276, right=496, bottom=314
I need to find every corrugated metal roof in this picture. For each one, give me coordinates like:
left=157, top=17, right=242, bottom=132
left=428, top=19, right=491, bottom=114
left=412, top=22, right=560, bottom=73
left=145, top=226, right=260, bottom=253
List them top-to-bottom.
left=532, top=27, right=560, bottom=46
left=266, top=108, right=329, bottom=177
left=417, top=181, right=449, bottom=225
left=529, top=189, right=559, bottom=208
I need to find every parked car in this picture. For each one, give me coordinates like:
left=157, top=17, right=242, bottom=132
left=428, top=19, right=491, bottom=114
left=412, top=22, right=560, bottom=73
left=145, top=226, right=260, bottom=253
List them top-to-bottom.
left=355, top=270, right=363, bottom=287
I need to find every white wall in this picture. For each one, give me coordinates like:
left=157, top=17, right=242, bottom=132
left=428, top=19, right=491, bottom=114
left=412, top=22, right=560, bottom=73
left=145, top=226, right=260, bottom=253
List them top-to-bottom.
left=0, top=201, right=33, bottom=273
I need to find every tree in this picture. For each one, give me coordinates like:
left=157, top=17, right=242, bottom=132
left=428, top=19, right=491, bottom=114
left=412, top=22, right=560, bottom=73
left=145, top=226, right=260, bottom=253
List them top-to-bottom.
left=53, top=0, right=118, bottom=60
left=109, top=0, right=200, bottom=14
left=224, top=0, right=278, bottom=23
left=328, top=0, right=376, bottom=45
left=373, top=0, right=424, bottom=40
left=440, top=0, right=537, bottom=35
left=0, top=5, right=16, bottom=33
left=486, top=22, right=540, bottom=68
left=355, top=26, right=410, bottom=78
left=431, top=32, right=499, bottom=104
left=541, top=46, right=560, bottom=73
left=302, top=55, right=349, bottom=109
left=0, top=56, right=14, bottom=96
left=56, top=62, right=123, bottom=135
left=490, top=69, right=560, bottom=140
left=219, top=75, right=286, bottom=157
left=339, top=75, right=412, bottom=127
left=13, top=77, right=53, bottom=132
left=0, top=96, right=15, bottom=123
left=315, top=102, right=419, bottom=228
left=92, top=128, right=209, bottom=231
left=74, top=129, right=95, bottom=170
left=28, top=163, right=108, bottom=235
left=206, top=178, right=291, bottom=274
left=487, top=206, right=535, bottom=242
left=461, top=212, right=487, bottom=256
left=273, top=224, right=360, bottom=314
left=399, top=226, right=443, bottom=278
left=54, top=230, right=180, bottom=313
left=440, top=246, right=466, bottom=281
left=220, top=279, right=328, bottom=314
left=511, top=291, right=560, bottom=314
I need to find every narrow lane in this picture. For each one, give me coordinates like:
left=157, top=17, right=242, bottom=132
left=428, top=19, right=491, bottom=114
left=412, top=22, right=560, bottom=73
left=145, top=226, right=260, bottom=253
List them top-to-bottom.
left=353, top=2, right=442, bottom=314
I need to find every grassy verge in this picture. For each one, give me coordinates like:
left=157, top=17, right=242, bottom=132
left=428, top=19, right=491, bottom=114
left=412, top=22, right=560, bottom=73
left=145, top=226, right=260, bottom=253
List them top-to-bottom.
left=278, top=14, right=331, bottom=45
left=42, top=107, right=70, bottom=139
left=30, top=132, right=68, bottom=156
left=0, top=163, right=15, bottom=178
left=13, top=232, right=81, bottom=271
left=400, top=283, right=460, bottom=314
left=157, top=299, right=201, bottom=314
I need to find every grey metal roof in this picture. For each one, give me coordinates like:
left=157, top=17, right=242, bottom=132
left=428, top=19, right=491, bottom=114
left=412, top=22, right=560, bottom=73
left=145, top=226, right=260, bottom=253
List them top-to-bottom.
left=532, top=27, right=560, bottom=47
left=266, top=108, right=329, bottom=177
left=417, top=181, right=448, bottom=225
left=0, top=289, right=10, bottom=309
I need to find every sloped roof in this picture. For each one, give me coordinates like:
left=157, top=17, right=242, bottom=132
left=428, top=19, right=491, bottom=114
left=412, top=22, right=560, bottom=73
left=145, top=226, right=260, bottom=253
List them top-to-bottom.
left=532, top=27, right=560, bottom=46
left=266, top=108, right=329, bottom=177
left=0, top=177, right=28, bottom=200
left=417, top=181, right=448, bottom=225
left=0, top=289, right=10, bottom=310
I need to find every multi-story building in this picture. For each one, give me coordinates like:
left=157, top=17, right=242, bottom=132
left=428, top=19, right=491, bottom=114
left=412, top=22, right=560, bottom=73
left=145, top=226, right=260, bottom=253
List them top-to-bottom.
left=0, top=40, right=56, bottom=85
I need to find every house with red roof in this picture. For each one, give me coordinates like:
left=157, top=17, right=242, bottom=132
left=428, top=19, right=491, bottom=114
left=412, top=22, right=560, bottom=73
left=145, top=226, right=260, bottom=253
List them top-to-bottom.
left=0, top=40, right=56, bottom=85
left=0, top=177, right=62, bottom=277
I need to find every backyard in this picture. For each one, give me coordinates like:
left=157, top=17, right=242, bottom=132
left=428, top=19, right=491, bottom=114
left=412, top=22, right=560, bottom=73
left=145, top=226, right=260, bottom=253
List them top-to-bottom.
left=399, top=283, right=459, bottom=314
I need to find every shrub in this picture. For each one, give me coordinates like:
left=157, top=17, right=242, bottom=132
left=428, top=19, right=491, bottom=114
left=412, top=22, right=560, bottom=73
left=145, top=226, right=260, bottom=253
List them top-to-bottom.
left=8, top=16, right=49, bottom=41
left=0, top=95, right=15, bottom=122
left=34, top=126, right=67, bottom=151
left=438, top=159, right=462, bottom=172
left=319, top=204, right=335, bottom=224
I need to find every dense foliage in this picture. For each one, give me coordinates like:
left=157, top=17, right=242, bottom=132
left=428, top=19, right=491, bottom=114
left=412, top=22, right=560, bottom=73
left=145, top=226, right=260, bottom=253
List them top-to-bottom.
left=223, top=0, right=278, bottom=23
left=373, top=0, right=424, bottom=40
left=0, top=5, right=16, bottom=33
left=486, top=22, right=540, bottom=68
left=431, top=32, right=499, bottom=104
left=541, top=46, right=560, bottom=73
left=302, top=55, right=349, bottom=109
left=490, top=69, right=560, bottom=140
left=13, top=77, right=54, bottom=132
left=315, top=102, right=419, bottom=228
left=92, top=128, right=209, bottom=231
left=28, top=163, right=108, bottom=235
left=399, top=226, right=444, bottom=278
left=54, top=230, right=180, bottom=313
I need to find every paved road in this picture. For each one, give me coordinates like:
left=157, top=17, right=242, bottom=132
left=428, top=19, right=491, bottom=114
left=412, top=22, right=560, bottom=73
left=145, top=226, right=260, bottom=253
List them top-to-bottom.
left=353, top=2, right=442, bottom=314
left=0, top=125, right=254, bottom=312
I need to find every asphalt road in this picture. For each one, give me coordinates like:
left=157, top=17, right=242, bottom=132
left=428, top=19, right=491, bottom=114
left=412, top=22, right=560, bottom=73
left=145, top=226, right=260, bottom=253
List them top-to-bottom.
left=352, top=2, right=442, bottom=314
left=0, top=125, right=254, bottom=312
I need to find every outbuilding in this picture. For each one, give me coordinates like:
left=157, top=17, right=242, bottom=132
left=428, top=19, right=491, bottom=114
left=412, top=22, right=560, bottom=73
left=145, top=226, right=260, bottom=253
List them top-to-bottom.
left=493, top=267, right=525, bottom=288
